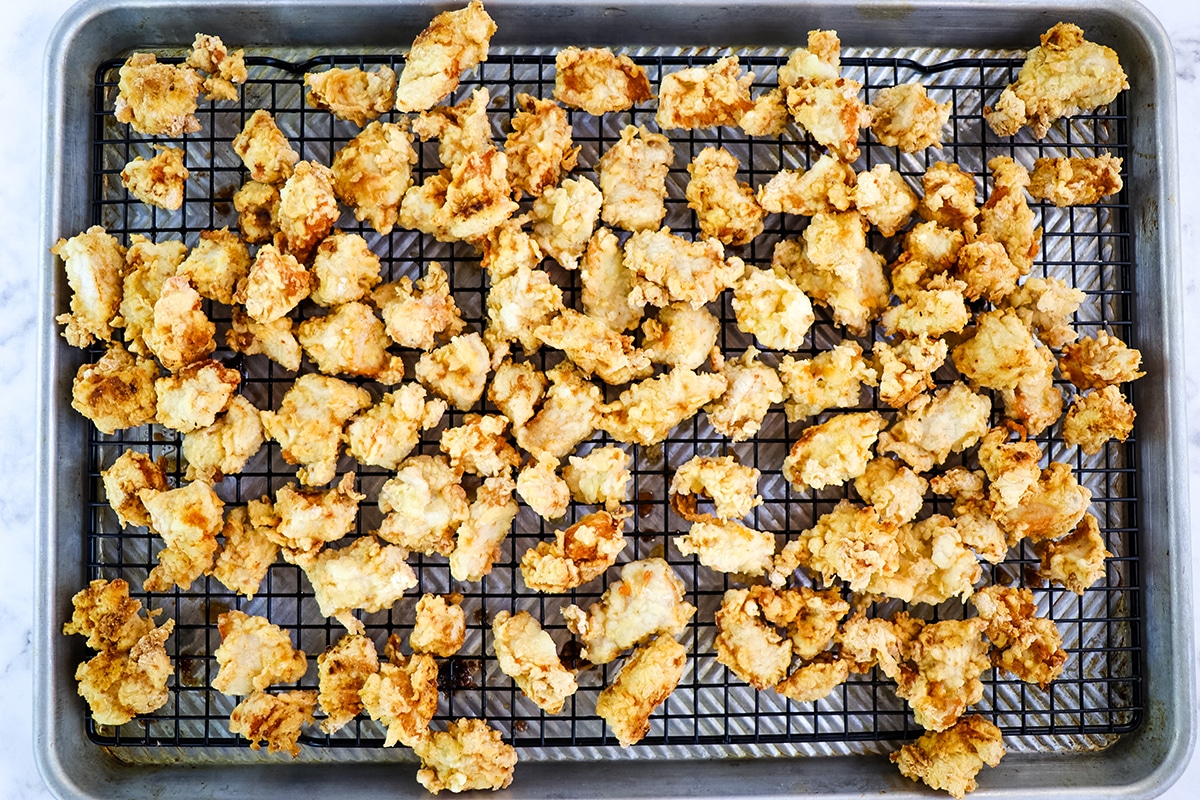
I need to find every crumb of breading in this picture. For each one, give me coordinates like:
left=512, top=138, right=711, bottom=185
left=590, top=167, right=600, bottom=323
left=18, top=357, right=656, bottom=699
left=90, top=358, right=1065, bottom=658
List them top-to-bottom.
left=394, top=0, right=497, bottom=113
left=984, top=22, right=1129, bottom=138
left=187, top=33, right=247, bottom=101
left=554, top=46, right=652, bottom=115
left=114, top=53, right=204, bottom=136
left=657, top=56, right=754, bottom=130
left=305, top=66, right=396, bottom=126
left=785, top=76, right=872, bottom=163
left=870, top=83, right=951, bottom=152
left=412, top=87, right=491, bottom=172
left=739, top=88, right=790, bottom=136
left=505, top=93, right=579, bottom=199
left=233, top=109, right=299, bottom=186
left=331, top=121, right=418, bottom=235
left=597, top=126, right=675, bottom=233
left=121, top=145, right=188, bottom=210
left=685, top=146, right=765, bottom=246
left=441, top=147, right=520, bottom=241
left=1029, top=154, right=1123, bottom=206
left=757, top=155, right=856, bottom=217
left=979, top=156, right=1042, bottom=275
left=275, top=161, right=340, bottom=262
left=918, top=161, right=979, bottom=237
left=855, top=163, right=917, bottom=237
left=530, top=177, right=602, bottom=271
left=233, top=180, right=280, bottom=243
left=479, top=215, right=543, bottom=281
left=52, top=225, right=127, bottom=349
left=581, top=227, right=642, bottom=333
left=624, top=227, right=743, bottom=309
left=177, top=228, right=250, bottom=306
left=307, top=232, right=382, bottom=308
left=114, top=235, right=186, bottom=358
left=953, top=235, right=1020, bottom=305
left=234, top=244, right=312, bottom=325
left=374, top=263, right=464, bottom=352
left=486, top=266, right=564, bottom=354
left=732, top=266, right=814, bottom=350
left=1005, top=276, right=1084, bottom=348
left=881, top=278, right=971, bottom=339
left=297, top=301, right=406, bottom=384
left=640, top=303, right=721, bottom=371
left=535, top=308, right=652, bottom=385
left=953, top=308, right=1049, bottom=392
left=226, top=309, right=302, bottom=371
left=1059, top=330, right=1144, bottom=389
left=416, top=332, right=491, bottom=411
left=872, top=335, right=947, bottom=409
left=778, top=341, right=877, bottom=422
left=71, top=343, right=158, bottom=434
left=705, top=347, right=785, bottom=442
left=153, top=358, right=239, bottom=433
left=487, top=360, right=545, bottom=429
left=514, top=362, right=603, bottom=461
left=598, top=367, right=728, bottom=447
left=261, top=374, right=372, bottom=486
left=878, top=382, right=992, bottom=473
left=346, top=385, right=445, bottom=471
left=1063, top=385, right=1135, bottom=455
left=783, top=411, right=887, bottom=491
left=440, top=414, right=521, bottom=477
left=562, top=446, right=632, bottom=510
left=102, top=451, right=168, bottom=529
left=379, top=455, right=468, bottom=556
left=669, top=455, right=762, bottom=521
left=855, top=457, right=928, bottom=525
left=516, top=459, right=570, bottom=521
left=997, top=462, right=1091, bottom=544
left=258, top=473, right=365, bottom=558
left=448, top=473, right=519, bottom=583
left=142, top=481, right=223, bottom=592
left=773, top=500, right=898, bottom=592
left=210, top=505, right=278, bottom=599
left=521, top=509, right=628, bottom=592
left=1035, top=513, right=1111, bottom=594
left=867, top=515, right=981, bottom=605
left=676, top=517, right=776, bottom=576
left=300, top=535, right=418, bottom=630
left=563, top=558, right=696, bottom=665
left=63, top=578, right=159, bottom=652
left=971, top=585, right=1066, bottom=688
left=713, top=588, right=793, bottom=689
left=412, top=594, right=466, bottom=658
left=212, top=609, right=307, bottom=696
left=492, top=610, right=578, bottom=713
left=897, top=618, right=990, bottom=731
left=73, top=619, right=174, bottom=726
left=315, top=634, right=379, bottom=734
left=596, top=635, right=688, bottom=747
left=360, top=653, right=439, bottom=747
left=776, top=655, right=851, bottom=703
left=228, top=690, right=317, bottom=757
left=890, top=715, right=1005, bottom=800
left=415, top=718, right=518, bottom=794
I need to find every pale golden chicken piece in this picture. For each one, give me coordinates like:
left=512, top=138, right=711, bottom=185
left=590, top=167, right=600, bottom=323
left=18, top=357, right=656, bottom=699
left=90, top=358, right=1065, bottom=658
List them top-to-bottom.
left=394, top=0, right=497, bottom=113
left=984, top=22, right=1129, bottom=138
left=778, top=30, right=841, bottom=88
left=186, top=32, right=247, bottom=101
left=554, top=46, right=652, bottom=114
left=113, top=53, right=204, bottom=136
left=657, top=56, right=755, bottom=130
left=305, top=66, right=396, bottom=126
left=785, top=76, right=872, bottom=163
left=870, top=83, right=951, bottom=152
left=412, top=86, right=491, bottom=172
left=738, top=88, right=790, bottom=136
left=505, top=93, right=580, bottom=199
left=232, top=109, right=299, bottom=186
left=331, top=120, right=418, bottom=234
left=597, top=125, right=675, bottom=233
left=121, top=145, right=188, bottom=211
left=685, top=146, right=765, bottom=246
left=422, top=151, right=517, bottom=245
left=1029, top=154, right=1123, bottom=206
left=756, top=155, right=856, bottom=216
left=978, top=156, right=1042, bottom=276
left=276, top=161, right=341, bottom=262
left=918, top=161, right=979, bottom=237
left=855, top=163, right=918, bottom=237
left=398, top=172, right=453, bottom=240
left=530, top=177, right=603, bottom=271
left=232, top=180, right=281, bottom=243
left=479, top=215, right=544, bottom=282
left=904, top=219, right=967, bottom=274
left=52, top=225, right=127, bottom=349
left=581, top=227, right=642, bottom=333
left=624, top=227, right=743, bottom=310
left=178, top=228, right=250, bottom=306
left=307, top=232, right=382, bottom=308
left=115, top=236, right=186, bottom=358
left=953, top=236, right=1020, bottom=305
left=234, top=244, right=313, bottom=325
left=374, top=262, right=465, bottom=352
left=485, top=266, right=564, bottom=354
left=732, top=266, right=814, bottom=351
left=1005, top=276, right=1085, bottom=348
left=881, top=278, right=971, bottom=340
left=297, top=301, right=406, bottom=384
left=641, top=303, right=721, bottom=371
left=535, top=308, right=652, bottom=386
left=953, top=308, right=1049, bottom=392
left=226, top=309, right=302, bottom=371
left=1059, top=329, right=1144, bottom=389
left=416, top=332, right=492, bottom=411
left=872, top=335, right=947, bottom=409
left=777, top=341, right=877, bottom=422
left=997, top=342, right=1063, bottom=436
left=71, top=343, right=158, bottom=435
left=705, top=347, right=785, bottom=442
left=153, top=358, right=239, bottom=433
left=487, top=359, right=545, bottom=429
left=514, top=361, right=603, bottom=461
left=598, top=367, right=728, bottom=447
left=261, top=374, right=371, bottom=486
left=878, top=383, right=992, bottom=473
left=345, top=384, right=445, bottom=471
left=1063, top=385, right=1135, bottom=455
left=182, top=393, right=264, bottom=482
left=783, top=411, right=887, bottom=491
left=440, top=414, right=521, bottom=477
left=977, top=428, right=1040, bottom=515
left=562, top=446, right=633, bottom=510
left=101, top=451, right=168, bottom=529
left=669, top=454, right=762, bottom=521
left=378, top=455, right=468, bottom=556
left=854, top=456, right=928, bottom=525
left=515, top=459, right=570, bottom=521
left=997, top=462, right=1091, bottom=544
left=257, top=473, right=364, bottom=558
left=448, top=473, right=519, bottom=583
left=142, top=481, right=224, bottom=592
left=772, top=500, right=898, bottom=592
left=210, top=505, right=278, bottom=600
left=520, top=509, right=628, bottom=592
left=1035, top=513, right=1111, bottom=594
left=866, top=515, right=981, bottom=605
left=675, top=518, right=776, bottom=576
left=300, top=535, right=418, bottom=631
left=562, top=558, right=697, bottom=665
left=63, top=578, right=159, bottom=653
left=971, top=585, right=1066, bottom=688
left=781, top=586, right=850, bottom=661
left=713, top=588, right=794, bottom=689
left=412, top=594, right=466, bottom=658
left=212, top=610, right=307, bottom=696
left=491, top=610, right=578, bottom=714
left=836, top=611, right=923, bottom=680
left=896, top=618, right=990, bottom=731
left=73, top=619, right=174, bottom=726
left=315, top=633, right=379, bottom=734
left=596, top=635, right=688, bottom=747
left=360, top=653, right=439, bottom=746
left=775, top=655, right=851, bottom=704
left=227, top=690, right=316, bottom=757
left=890, top=715, right=1006, bottom=800
left=414, top=718, right=518, bottom=794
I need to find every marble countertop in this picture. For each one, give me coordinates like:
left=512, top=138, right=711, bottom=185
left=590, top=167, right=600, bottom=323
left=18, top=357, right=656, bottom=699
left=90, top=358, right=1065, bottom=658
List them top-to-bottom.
left=4, top=1, right=1197, bottom=798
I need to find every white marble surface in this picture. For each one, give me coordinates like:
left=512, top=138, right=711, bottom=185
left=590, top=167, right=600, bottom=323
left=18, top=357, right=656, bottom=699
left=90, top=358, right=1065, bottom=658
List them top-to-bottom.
left=3, top=1, right=1197, bottom=798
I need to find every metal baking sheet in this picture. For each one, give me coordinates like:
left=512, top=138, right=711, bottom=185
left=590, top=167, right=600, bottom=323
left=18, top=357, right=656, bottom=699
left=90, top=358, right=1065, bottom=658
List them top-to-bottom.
left=36, top=1, right=1193, bottom=798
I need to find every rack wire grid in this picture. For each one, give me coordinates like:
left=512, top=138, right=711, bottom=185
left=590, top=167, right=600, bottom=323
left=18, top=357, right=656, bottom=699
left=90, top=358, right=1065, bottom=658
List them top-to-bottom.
left=78, top=43, right=1140, bottom=760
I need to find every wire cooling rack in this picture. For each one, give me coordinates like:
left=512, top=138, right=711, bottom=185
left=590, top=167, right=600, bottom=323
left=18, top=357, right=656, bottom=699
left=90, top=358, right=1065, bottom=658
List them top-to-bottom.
left=80, top=45, right=1140, bottom=757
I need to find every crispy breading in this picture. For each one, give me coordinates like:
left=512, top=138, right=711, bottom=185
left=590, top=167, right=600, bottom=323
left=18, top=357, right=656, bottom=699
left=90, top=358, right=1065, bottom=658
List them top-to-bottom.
left=394, top=0, right=497, bottom=113
left=984, top=22, right=1129, bottom=138
left=187, top=33, right=247, bottom=101
left=554, top=46, right=652, bottom=114
left=113, top=53, right=204, bottom=136
left=657, top=56, right=755, bottom=130
left=305, top=66, right=396, bottom=126
left=785, top=77, right=871, bottom=163
left=869, top=83, right=951, bottom=152
left=738, top=88, right=791, bottom=136
left=505, top=93, right=579, bottom=199
left=232, top=109, right=299, bottom=186
left=331, top=121, right=418, bottom=234
left=597, top=125, right=676, bottom=232
left=121, top=145, right=188, bottom=210
left=685, top=146, right=765, bottom=246
left=442, top=147, right=520, bottom=242
left=1029, top=154, right=1123, bottom=206
left=757, top=155, right=856, bottom=216
left=979, top=156, right=1042, bottom=275
left=275, top=161, right=341, bottom=262
left=918, top=161, right=979, bottom=237
left=855, top=163, right=918, bottom=238
left=398, top=172, right=452, bottom=240
left=530, top=177, right=603, bottom=271
left=233, top=180, right=280, bottom=243
left=479, top=215, right=544, bottom=281
left=904, top=220, right=967, bottom=276
left=52, top=225, right=127, bottom=348
left=581, top=227, right=642, bottom=333
left=624, top=227, right=744, bottom=309
left=178, top=228, right=250, bottom=306
left=306, top=232, right=382, bottom=308
left=954, top=235, right=1020, bottom=305
left=114, top=236, right=186, bottom=357
left=234, top=244, right=313, bottom=325
left=374, top=262, right=465, bottom=352
left=486, top=266, right=564, bottom=354
left=732, top=267, right=815, bottom=351
left=136, top=273, right=211, bottom=373
left=1005, top=276, right=1084, bottom=348
left=881, top=277, right=971, bottom=340
left=297, top=301, right=406, bottom=384
left=641, top=303, right=721, bottom=371
left=535, top=308, right=652, bottom=385
left=226, top=309, right=302, bottom=371
left=952, top=309, right=1046, bottom=392
left=1058, top=329, right=1144, bottom=389
left=416, top=332, right=491, bottom=411
left=872, top=335, right=947, bottom=409
left=778, top=341, right=877, bottom=422
left=71, top=343, right=159, bottom=434
left=705, top=347, right=785, bottom=442
left=154, top=358, right=239, bottom=433
left=487, top=359, right=545, bottom=429
left=515, top=362, right=604, bottom=460
left=598, top=367, right=728, bottom=447
left=261, top=374, right=371, bottom=486
left=878, top=382, right=991, bottom=473
left=345, top=384, right=445, bottom=471
left=1062, top=385, right=1135, bottom=455
left=181, top=393, right=264, bottom=482
left=783, top=411, right=887, bottom=491
left=441, top=414, right=521, bottom=477
left=977, top=427, right=1043, bottom=514
left=562, top=446, right=633, bottom=510
left=101, top=451, right=168, bottom=529
left=378, top=455, right=468, bottom=556
left=669, top=455, right=762, bottom=521
left=855, top=456, right=928, bottom=525
left=515, top=459, right=570, bottom=521
left=997, top=462, right=1091, bottom=544
left=258, top=473, right=365, bottom=557
left=448, top=473, right=520, bottom=582
left=142, top=481, right=224, bottom=592
left=774, top=500, right=898, bottom=592
left=210, top=505, right=278, bottom=599
left=520, top=510, right=628, bottom=592
left=1035, top=513, right=1111, bottom=594
left=867, top=515, right=981, bottom=605
left=676, top=518, right=776, bottom=576
left=300, top=535, right=418, bottom=630
left=562, top=558, right=696, bottom=665
left=63, top=578, right=159, bottom=652
left=971, top=585, right=1066, bottom=688
left=714, top=587, right=793, bottom=689
left=781, top=587, right=849, bottom=661
left=412, top=594, right=466, bottom=657
left=212, top=610, right=307, bottom=696
left=491, top=610, right=578, bottom=713
left=836, top=611, right=922, bottom=679
left=896, top=618, right=990, bottom=731
left=73, top=619, right=174, bottom=726
left=315, top=634, right=379, bottom=734
left=596, top=635, right=688, bottom=747
left=360, top=653, right=439, bottom=747
left=775, top=655, right=851, bottom=703
left=227, top=690, right=317, bottom=757
left=890, top=715, right=1006, bottom=800
left=414, top=718, right=518, bottom=794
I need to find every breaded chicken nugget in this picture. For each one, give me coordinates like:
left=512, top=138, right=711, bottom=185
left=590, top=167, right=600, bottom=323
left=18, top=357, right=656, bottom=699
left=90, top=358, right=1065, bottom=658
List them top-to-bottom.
left=394, top=0, right=497, bottom=113
left=554, top=47, right=652, bottom=114
left=114, top=53, right=204, bottom=136
left=657, top=56, right=754, bottom=130
left=305, top=66, right=396, bottom=126
left=869, top=83, right=951, bottom=152
left=505, top=93, right=579, bottom=199
left=232, top=110, right=299, bottom=186
left=332, top=121, right=418, bottom=234
left=597, top=126, right=675, bottom=233
left=121, top=145, right=188, bottom=211
left=685, top=147, right=765, bottom=246
left=275, top=161, right=341, bottom=262
left=53, top=226, right=127, bottom=349
left=178, top=228, right=251, bottom=306
left=234, top=244, right=312, bottom=325
left=297, top=301, right=406, bottom=384
left=416, top=332, right=492, bottom=411
left=72, top=343, right=159, bottom=435
left=705, top=348, right=785, bottom=442
left=154, top=358, right=239, bottom=433
left=598, top=367, right=728, bottom=447
left=260, top=373, right=371, bottom=486
left=345, top=384, right=446, bottom=471
left=101, top=450, right=168, bottom=529
left=378, top=455, right=468, bottom=556
left=449, top=473, right=520, bottom=583
left=142, top=481, right=224, bottom=592
left=210, top=505, right=278, bottom=599
left=520, top=509, right=628, bottom=592
left=300, top=535, right=418, bottom=631
left=412, top=594, right=466, bottom=658
left=212, top=609, right=307, bottom=696
left=492, top=610, right=578, bottom=713
left=316, top=633, right=379, bottom=734
left=595, top=635, right=688, bottom=747
left=890, top=715, right=1005, bottom=800
left=414, top=718, right=518, bottom=794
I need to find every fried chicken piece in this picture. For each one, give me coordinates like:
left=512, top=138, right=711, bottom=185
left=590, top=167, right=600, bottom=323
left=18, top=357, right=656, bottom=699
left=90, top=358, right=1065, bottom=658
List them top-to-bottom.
left=394, top=0, right=497, bottom=113
left=984, top=22, right=1129, bottom=138
left=778, top=29, right=841, bottom=87
left=187, top=32, right=247, bottom=101
left=554, top=46, right=652, bottom=114
left=113, top=53, right=203, bottom=136
left=657, top=56, right=754, bottom=130
left=305, top=66, right=395, bottom=126
left=785, top=76, right=872, bottom=163
left=870, top=83, right=951, bottom=152
left=412, top=86, right=491, bottom=173
left=738, top=88, right=790, bottom=136
left=505, top=93, right=579, bottom=199
left=232, top=109, right=299, bottom=186
left=329, top=122, right=417, bottom=235
left=597, top=125, right=675, bottom=233
left=120, top=145, right=188, bottom=211
left=685, top=146, right=765, bottom=246
left=434, top=148, right=520, bottom=243
left=1029, top=154, right=1123, bottom=206
left=757, top=155, right=856, bottom=216
left=979, top=156, right=1042, bottom=275
left=275, top=161, right=341, bottom=262
left=918, top=161, right=979, bottom=237
left=854, top=163, right=917, bottom=238
left=398, top=172, right=452, bottom=240
left=529, top=177, right=603, bottom=271
left=233, top=180, right=281, bottom=243
left=478, top=215, right=542, bottom=282
left=52, top=226, right=127, bottom=348
left=581, top=227, right=642, bottom=333
left=625, top=227, right=743, bottom=309
left=177, top=228, right=250, bottom=306
left=306, top=232, right=382, bottom=308
left=953, top=235, right=1020, bottom=305
left=114, top=236, right=186, bottom=358
left=234, top=244, right=312, bottom=325
left=374, top=264, right=464, bottom=353
left=486, top=266, right=564, bottom=355
left=732, top=266, right=814, bottom=351
left=141, top=274, right=214, bottom=372
left=1005, top=276, right=1085, bottom=348
left=881, top=277, right=971, bottom=340
left=297, top=301, right=405, bottom=384
left=641, top=303, right=721, bottom=371
left=535, top=308, right=652, bottom=386
left=226, top=309, right=301, bottom=371
left=952, top=309, right=1046, bottom=392
left=1059, top=330, right=1144, bottom=389
left=416, top=332, right=491, bottom=411
left=872, top=335, right=947, bottom=409
left=777, top=341, right=876, bottom=422
left=997, top=341, right=1063, bottom=436
left=71, top=343, right=158, bottom=434
left=705, top=347, right=785, bottom=442
left=153, top=358, right=239, bottom=433
left=487, top=359, right=545, bottom=429
left=514, top=361, right=604, bottom=461
left=598, top=367, right=728, bottom=447
left=261, top=374, right=372, bottom=486
left=878, top=383, right=992, bottom=472
left=345, top=384, right=445, bottom=471
left=1063, top=385, right=1136, bottom=455
left=181, top=392, right=264, bottom=482
left=783, top=411, right=887, bottom=491
left=441, top=414, right=521, bottom=477
left=977, top=428, right=1041, bottom=513
left=562, top=446, right=632, bottom=510
left=101, top=451, right=168, bottom=529
left=378, top=455, right=468, bottom=556
left=669, top=455, right=762, bottom=521
left=855, top=456, right=928, bottom=525
left=515, top=459, right=570, bottom=521
left=997, top=462, right=1091, bottom=544
left=257, top=473, right=364, bottom=559
left=448, top=473, right=519, bottom=583
left=142, top=481, right=223, bottom=592
left=773, top=500, right=899, bottom=592
left=210, top=505, right=278, bottom=599
left=520, top=509, right=628, bottom=592
left=1035, top=513, right=1111, bottom=594
left=867, top=515, right=982, bottom=605
left=676, top=518, right=776, bottom=576
left=300, top=535, right=418, bottom=631
left=563, top=558, right=697, bottom=665
left=63, top=578, right=158, bottom=652
left=971, top=585, right=1066, bottom=688
left=713, top=587, right=793, bottom=689
left=782, top=587, right=850, bottom=661
left=412, top=594, right=466, bottom=658
left=212, top=610, right=307, bottom=696
left=492, top=610, right=578, bottom=713
left=836, top=611, right=923, bottom=679
left=897, top=618, right=990, bottom=731
left=73, top=619, right=174, bottom=726
left=315, top=634, right=379, bottom=734
left=596, top=635, right=688, bottom=747
left=360, top=653, right=439, bottom=747
left=775, top=655, right=851, bottom=703
left=227, top=690, right=316, bottom=757
left=890, top=715, right=1006, bottom=800
left=414, top=718, right=518, bottom=794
